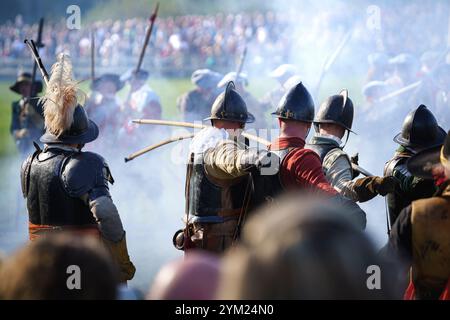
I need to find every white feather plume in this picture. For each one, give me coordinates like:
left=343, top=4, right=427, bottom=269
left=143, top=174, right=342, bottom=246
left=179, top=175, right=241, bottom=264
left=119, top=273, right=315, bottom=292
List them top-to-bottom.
left=41, top=53, right=78, bottom=137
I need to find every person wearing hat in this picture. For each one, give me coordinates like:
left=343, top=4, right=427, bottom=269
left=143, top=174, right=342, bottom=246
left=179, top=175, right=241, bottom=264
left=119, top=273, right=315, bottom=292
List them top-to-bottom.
left=21, top=54, right=135, bottom=283
left=260, top=64, right=298, bottom=111
left=120, top=69, right=162, bottom=145
left=122, top=69, right=162, bottom=120
left=176, top=69, right=222, bottom=122
left=9, top=72, right=45, bottom=157
left=217, top=72, right=266, bottom=130
left=86, top=73, right=124, bottom=147
left=174, top=81, right=268, bottom=253
left=268, top=82, right=366, bottom=229
left=306, top=89, right=398, bottom=202
left=384, top=105, right=446, bottom=229
left=381, top=130, right=450, bottom=300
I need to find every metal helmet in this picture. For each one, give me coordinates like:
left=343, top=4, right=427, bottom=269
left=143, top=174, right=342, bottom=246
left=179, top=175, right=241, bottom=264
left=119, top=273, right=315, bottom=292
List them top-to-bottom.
left=204, top=81, right=255, bottom=123
left=272, top=81, right=315, bottom=122
left=314, top=89, right=355, bottom=132
left=394, top=104, right=446, bottom=150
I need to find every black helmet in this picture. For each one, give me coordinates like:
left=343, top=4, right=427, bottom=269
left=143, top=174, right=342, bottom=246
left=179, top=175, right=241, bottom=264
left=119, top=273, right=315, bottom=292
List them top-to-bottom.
left=204, top=81, right=254, bottom=123
left=272, top=82, right=314, bottom=122
left=314, top=89, right=355, bottom=133
left=394, top=104, right=446, bottom=150
left=40, top=105, right=99, bottom=145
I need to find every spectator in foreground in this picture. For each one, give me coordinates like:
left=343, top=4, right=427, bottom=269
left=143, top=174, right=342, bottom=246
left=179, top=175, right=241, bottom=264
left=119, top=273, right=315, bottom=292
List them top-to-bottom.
left=218, top=193, right=399, bottom=299
left=0, top=235, right=119, bottom=300
left=147, top=251, right=220, bottom=300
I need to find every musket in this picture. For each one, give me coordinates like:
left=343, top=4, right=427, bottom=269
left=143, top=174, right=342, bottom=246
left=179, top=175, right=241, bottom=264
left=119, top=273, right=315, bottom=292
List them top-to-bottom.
left=135, top=2, right=159, bottom=74
left=27, top=18, right=45, bottom=101
left=91, top=29, right=95, bottom=81
left=314, top=30, right=352, bottom=100
left=24, top=39, right=49, bottom=85
left=235, top=44, right=248, bottom=81
left=132, top=118, right=271, bottom=146
left=125, top=133, right=194, bottom=162
left=351, top=163, right=373, bottom=177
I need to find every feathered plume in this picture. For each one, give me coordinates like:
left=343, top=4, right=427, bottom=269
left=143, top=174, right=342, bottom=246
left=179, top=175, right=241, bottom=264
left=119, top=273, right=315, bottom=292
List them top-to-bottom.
left=41, top=53, right=78, bottom=137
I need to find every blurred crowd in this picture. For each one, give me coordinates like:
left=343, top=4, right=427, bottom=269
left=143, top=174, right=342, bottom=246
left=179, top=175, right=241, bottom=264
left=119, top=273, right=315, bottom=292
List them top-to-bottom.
left=0, top=1, right=448, bottom=75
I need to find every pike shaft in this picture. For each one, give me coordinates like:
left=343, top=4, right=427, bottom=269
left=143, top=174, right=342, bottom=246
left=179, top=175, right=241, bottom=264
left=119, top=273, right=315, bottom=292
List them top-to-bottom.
left=136, top=2, right=159, bottom=73
left=132, top=119, right=271, bottom=146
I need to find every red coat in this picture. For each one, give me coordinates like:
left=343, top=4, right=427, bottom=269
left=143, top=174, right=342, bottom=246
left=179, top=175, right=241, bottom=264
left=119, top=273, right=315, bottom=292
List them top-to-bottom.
left=269, top=136, right=338, bottom=196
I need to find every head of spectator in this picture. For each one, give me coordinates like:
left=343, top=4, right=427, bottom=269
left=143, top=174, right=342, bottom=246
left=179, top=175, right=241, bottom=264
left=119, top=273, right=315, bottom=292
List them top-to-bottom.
left=218, top=193, right=397, bottom=299
left=0, top=234, right=119, bottom=300
left=147, top=250, right=221, bottom=300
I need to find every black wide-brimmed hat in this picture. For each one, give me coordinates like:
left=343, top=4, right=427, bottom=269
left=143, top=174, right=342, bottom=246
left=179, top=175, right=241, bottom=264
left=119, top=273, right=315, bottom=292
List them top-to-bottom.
left=10, top=72, right=43, bottom=95
left=91, top=73, right=124, bottom=92
left=40, top=104, right=99, bottom=145
left=407, top=130, right=450, bottom=179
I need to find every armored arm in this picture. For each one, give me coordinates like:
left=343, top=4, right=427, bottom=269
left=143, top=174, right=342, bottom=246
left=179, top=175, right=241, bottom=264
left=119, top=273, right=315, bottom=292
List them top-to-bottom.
left=203, top=140, right=253, bottom=179
left=326, top=151, right=398, bottom=202
left=61, top=152, right=135, bottom=281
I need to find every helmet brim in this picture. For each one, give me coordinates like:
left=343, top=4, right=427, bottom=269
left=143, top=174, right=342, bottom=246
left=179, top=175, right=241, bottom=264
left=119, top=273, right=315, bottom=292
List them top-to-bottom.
left=204, top=112, right=255, bottom=124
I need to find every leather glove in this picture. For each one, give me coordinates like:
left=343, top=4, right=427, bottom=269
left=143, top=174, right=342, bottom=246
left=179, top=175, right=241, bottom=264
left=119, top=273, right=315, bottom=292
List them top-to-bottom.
left=353, top=176, right=399, bottom=202
left=374, top=176, right=399, bottom=196
left=102, top=232, right=136, bottom=283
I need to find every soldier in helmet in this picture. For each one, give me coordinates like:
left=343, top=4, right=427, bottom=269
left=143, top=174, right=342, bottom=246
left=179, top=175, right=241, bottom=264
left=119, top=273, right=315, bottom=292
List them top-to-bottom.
left=21, top=54, right=135, bottom=283
left=177, top=69, right=222, bottom=122
left=9, top=72, right=45, bottom=157
left=218, top=72, right=267, bottom=130
left=174, top=82, right=268, bottom=254
left=266, top=82, right=366, bottom=229
left=306, top=89, right=398, bottom=202
left=384, top=105, right=446, bottom=229
left=381, top=131, right=450, bottom=300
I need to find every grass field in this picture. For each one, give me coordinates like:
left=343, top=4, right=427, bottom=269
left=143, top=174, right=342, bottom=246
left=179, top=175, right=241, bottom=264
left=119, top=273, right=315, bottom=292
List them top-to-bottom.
left=0, top=74, right=364, bottom=156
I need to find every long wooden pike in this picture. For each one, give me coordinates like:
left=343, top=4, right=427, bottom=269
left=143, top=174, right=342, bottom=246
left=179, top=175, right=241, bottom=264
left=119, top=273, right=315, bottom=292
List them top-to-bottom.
left=136, top=2, right=159, bottom=73
left=132, top=118, right=271, bottom=146
left=125, top=133, right=194, bottom=162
